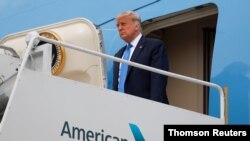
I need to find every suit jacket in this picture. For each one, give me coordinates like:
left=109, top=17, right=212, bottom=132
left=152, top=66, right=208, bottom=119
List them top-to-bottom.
left=113, top=36, right=169, bottom=104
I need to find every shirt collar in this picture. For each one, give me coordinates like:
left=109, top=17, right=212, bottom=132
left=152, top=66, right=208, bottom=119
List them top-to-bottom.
left=128, top=33, right=142, bottom=48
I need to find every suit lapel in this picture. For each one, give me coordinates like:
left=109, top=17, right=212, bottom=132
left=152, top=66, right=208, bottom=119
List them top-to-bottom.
left=127, top=37, right=145, bottom=75
left=114, top=46, right=126, bottom=84
left=118, top=47, right=126, bottom=58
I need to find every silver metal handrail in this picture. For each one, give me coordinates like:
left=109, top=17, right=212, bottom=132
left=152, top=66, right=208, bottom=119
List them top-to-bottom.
left=10, top=32, right=225, bottom=121
left=0, top=45, right=20, bottom=58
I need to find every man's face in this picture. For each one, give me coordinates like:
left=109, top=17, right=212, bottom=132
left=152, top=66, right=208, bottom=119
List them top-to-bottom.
left=116, top=15, right=139, bottom=43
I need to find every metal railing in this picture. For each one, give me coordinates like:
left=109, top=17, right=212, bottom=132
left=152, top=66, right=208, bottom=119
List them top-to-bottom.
left=8, top=32, right=225, bottom=121
left=0, top=44, right=20, bottom=58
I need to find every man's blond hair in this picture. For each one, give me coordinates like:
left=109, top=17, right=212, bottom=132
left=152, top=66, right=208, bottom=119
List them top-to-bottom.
left=117, top=11, right=142, bottom=31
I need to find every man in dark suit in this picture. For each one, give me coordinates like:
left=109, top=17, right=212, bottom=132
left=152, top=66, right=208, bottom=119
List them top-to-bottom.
left=113, top=11, right=169, bottom=104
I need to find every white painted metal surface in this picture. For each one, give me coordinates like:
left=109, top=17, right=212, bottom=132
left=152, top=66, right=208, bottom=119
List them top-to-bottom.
left=36, top=35, right=225, bottom=121
left=0, top=68, right=223, bottom=141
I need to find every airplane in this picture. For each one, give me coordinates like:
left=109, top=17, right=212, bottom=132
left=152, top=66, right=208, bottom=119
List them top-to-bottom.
left=0, top=0, right=249, bottom=140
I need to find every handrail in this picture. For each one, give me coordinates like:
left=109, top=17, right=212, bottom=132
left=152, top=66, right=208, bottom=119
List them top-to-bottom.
left=10, top=32, right=225, bottom=121
left=0, top=44, right=20, bottom=58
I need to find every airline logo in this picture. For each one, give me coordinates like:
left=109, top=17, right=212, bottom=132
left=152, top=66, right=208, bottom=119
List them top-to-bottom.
left=61, top=121, right=145, bottom=141
left=129, top=123, right=145, bottom=141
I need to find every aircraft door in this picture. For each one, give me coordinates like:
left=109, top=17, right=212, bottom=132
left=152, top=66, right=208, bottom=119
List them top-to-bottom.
left=0, top=18, right=106, bottom=88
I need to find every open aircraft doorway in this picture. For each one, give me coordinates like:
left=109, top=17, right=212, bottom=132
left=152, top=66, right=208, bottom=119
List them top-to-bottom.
left=142, top=3, right=218, bottom=114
